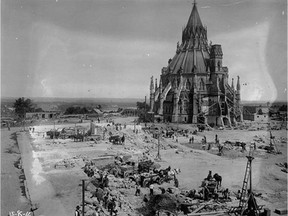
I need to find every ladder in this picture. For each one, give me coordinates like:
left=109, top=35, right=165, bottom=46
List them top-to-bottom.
left=239, top=143, right=255, bottom=215
left=239, top=156, right=253, bottom=211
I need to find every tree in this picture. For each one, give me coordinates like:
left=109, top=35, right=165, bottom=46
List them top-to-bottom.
left=13, top=97, right=34, bottom=119
left=136, top=101, right=150, bottom=111
left=136, top=101, right=151, bottom=122
left=279, top=105, right=287, bottom=112
left=64, top=106, right=89, bottom=115
left=35, top=107, right=44, bottom=112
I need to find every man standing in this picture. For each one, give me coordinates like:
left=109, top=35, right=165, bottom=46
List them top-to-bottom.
left=215, top=134, right=218, bottom=144
left=207, top=170, right=212, bottom=181
left=174, top=177, right=179, bottom=188
left=135, top=184, right=141, bottom=196
left=149, top=184, right=154, bottom=196
left=108, top=198, right=116, bottom=216
left=75, top=206, right=81, bottom=216
left=92, top=207, right=100, bottom=216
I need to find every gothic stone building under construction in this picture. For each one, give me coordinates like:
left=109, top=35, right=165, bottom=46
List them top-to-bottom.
left=149, top=3, right=242, bottom=127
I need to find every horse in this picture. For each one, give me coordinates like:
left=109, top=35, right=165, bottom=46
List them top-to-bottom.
left=213, top=173, right=222, bottom=189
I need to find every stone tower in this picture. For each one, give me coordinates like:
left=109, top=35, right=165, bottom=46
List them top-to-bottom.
left=149, top=2, right=242, bottom=127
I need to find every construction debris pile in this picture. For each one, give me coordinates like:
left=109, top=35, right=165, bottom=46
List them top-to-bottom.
left=74, top=151, right=253, bottom=216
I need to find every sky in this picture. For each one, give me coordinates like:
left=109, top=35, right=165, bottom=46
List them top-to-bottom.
left=1, top=0, right=287, bottom=102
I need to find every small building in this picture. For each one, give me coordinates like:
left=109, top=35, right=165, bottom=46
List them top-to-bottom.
left=243, top=105, right=269, bottom=122
left=254, top=107, right=269, bottom=122
left=85, top=108, right=104, bottom=119
left=26, top=111, right=61, bottom=119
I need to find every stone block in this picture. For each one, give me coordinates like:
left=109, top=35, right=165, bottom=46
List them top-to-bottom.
left=275, top=208, right=288, bottom=215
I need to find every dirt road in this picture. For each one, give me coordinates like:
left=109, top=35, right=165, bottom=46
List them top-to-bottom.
left=1, top=127, right=31, bottom=216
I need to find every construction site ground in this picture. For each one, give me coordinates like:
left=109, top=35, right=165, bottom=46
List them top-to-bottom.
left=9, top=117, right=287, bottom=216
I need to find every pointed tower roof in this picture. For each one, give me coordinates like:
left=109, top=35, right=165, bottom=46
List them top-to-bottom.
left=168, top=1, right=209, bottom=75
left=182, top=1, right=207, bottom=44
left=186, top=1, right=203, bottom=29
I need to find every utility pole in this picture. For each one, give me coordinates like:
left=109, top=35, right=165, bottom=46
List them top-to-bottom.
left=144, top=96, right=147, bottom=123
left=53, top=121, right=55, bottom=143
left=156, top=131, right=161, bottom=160
left=82, top=179, right=86, bottom=216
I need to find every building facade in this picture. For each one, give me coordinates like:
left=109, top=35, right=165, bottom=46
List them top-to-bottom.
left=149, top=3, right=242, bottom=127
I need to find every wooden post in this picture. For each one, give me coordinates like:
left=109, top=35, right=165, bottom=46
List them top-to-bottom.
left=144, top=96, right=147, bottom=123
left=53, top=121, right=55, bottom=143
left=156, top=132, right=161, bottom=160
left=82, top=179, right=85, bottom=216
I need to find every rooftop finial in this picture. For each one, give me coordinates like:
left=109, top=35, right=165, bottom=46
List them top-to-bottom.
left=193, top=0, right=197, bottom=5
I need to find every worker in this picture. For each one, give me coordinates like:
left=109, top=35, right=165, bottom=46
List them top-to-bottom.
left=121, top=135, right=125, bottom=144
left=191, top=136, right=194, bottom=144
left=207, top=142, right=211, bottom=150
left=218, top=144, right=224, bottom=155
left=207, top=170, right=212, bottom=180
left=174, top=177, right=179, bottom=188
left=135, top=184, right=141, bottom=196
left=149, top=184, right=154, bottom=196
left=203, top=186, right=209, bottom=201
left=223, top=188, right=230, bottom=200
left=236, top=190, right=241, bottom=199
left=103, top=193, right=109, bottom=209
left=143, top=194, right=149, bottom=202
left=108, top=198, right=116, bottom=216
left=75, top=206, right=81, bottom=216
left=92, top=207, right=100, bottom=216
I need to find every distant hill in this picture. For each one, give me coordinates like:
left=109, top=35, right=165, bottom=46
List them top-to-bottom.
left=1, top=97, right=144, bottom=113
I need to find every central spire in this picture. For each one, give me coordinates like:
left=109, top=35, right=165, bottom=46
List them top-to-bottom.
left=182, top=1, right=207, bottom=46
left=186, top=1, right=203, bottom=29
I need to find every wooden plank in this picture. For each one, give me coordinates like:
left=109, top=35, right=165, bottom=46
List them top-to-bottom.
left=191, top=200, right=213, bottom=213
left=191, top=205, right=206, bottom=214
left=187, top=210, right=227, bottom=216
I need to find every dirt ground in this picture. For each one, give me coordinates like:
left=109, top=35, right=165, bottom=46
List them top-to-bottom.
left=10, top=117, right=288, bottom=216
left=1, top=127, right=32, bottom=216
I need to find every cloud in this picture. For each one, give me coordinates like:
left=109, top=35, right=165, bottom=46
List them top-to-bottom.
left=211, top=21, right=277, bottom=102
left=28, top=22, right=172, bottom=98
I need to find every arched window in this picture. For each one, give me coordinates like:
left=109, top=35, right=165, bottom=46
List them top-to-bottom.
left=217, top=61, right=221, bottom=71
left=186, top=79, right=191, bottom=90
left=200, top=79, right=205, bottom=90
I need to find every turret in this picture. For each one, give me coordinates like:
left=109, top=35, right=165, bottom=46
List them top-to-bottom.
left=210, top=44, right=223, bottom=72
left=150, top=76, right=154, bottom=93
left=236, top=76, right=241, bottom=101
left=236, top=76, right=240, bottom=92
left=155, top=78, right=158, bottom=91
left=159, top=78, right=162, bottom=94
